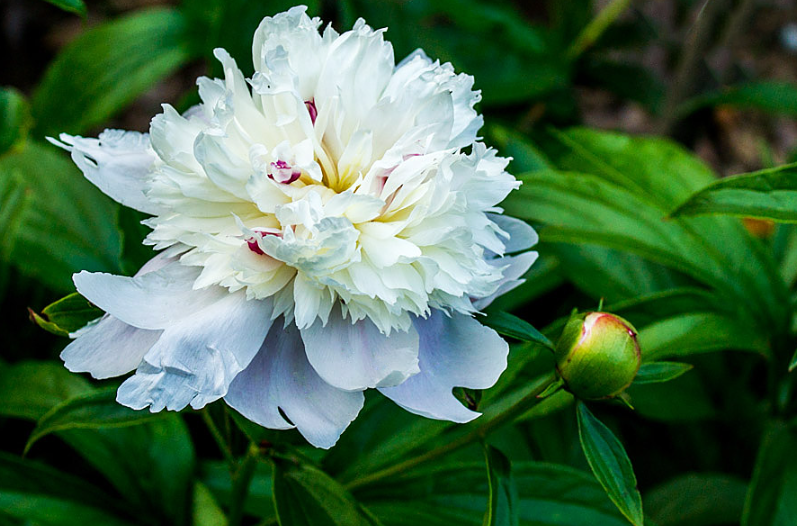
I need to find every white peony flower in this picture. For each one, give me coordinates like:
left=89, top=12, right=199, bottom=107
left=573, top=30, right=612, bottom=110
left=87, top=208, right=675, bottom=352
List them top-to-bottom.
left=50, top=5, right=538, bottom=449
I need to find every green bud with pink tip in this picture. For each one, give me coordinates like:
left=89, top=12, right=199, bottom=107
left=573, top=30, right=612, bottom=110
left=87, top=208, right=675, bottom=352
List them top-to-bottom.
left=554, top=311, right=641, bottom=400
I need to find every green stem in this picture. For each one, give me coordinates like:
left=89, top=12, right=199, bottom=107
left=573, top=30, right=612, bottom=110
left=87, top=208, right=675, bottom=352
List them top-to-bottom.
left=566, top=0, right=633, bottom=60
left=658, top=0, right=729, bottom=134
left=345, top=371, right=558, bottom=492
left=201, top=409, right=236, bottom=466
left=228, top=442, right=259, bottom=526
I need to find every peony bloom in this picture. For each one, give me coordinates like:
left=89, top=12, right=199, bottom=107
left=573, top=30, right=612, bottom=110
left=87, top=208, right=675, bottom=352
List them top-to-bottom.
left=50, top=5, right=538, bottom=448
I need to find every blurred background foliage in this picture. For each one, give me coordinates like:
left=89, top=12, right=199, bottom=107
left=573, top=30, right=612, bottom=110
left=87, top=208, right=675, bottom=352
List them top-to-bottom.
left=2, top=0, right=797, bottom=525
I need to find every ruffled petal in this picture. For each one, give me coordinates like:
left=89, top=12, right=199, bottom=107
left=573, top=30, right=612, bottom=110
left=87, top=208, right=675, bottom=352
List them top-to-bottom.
left=251, top=5, right=327, bottom=101
left=315, top=18, right=394, bottom=154
left=389, top=49, right=483, bottom=151
left=48, top=130, right=162, bottom=215
left=488, top=214, right=538, bottom=253
left=473, top=251, right=538, bottom=310
left=73, top=262, right=228, bottom=330
left=116, top=293, right=273, bottom=412
left=300, top=306, right=420, bottom=391
left=378, top=310, right=508, bottom=422
left=61, top=316, right=161, bottom=379
left=225, top=321, right=364, bottom=449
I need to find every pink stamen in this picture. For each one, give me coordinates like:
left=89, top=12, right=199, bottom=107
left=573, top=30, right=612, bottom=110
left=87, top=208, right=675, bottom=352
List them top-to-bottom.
left=305, top=100, right=318, bottom=124
left=268, top=160, right=301, bottom=184
left=246, top=230, right=280, bottom=255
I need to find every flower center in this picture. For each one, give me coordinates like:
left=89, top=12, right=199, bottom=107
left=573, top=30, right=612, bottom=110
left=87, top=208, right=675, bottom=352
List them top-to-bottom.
left=305, top=100, right=318, bottom=124
left=268, top=160, right=302, bottom=184
left=246, top=229, right=281, bottom=255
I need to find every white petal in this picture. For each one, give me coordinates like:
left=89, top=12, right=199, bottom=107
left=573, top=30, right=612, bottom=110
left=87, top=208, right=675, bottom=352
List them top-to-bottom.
left=251, top=5, right=327, bottom=100
left=315, top=19, right=394, bottom=145
left=48, top=130, right=162, bottom=215
left=193, top=131, right=252, bottom=200
left=488, top=214, right=538, bottom=253
left=473, top=251, right=539, bottom=310
left=74, top=262, right=228, bottom=330
left=116, top=293, right=273, bottom=412
left=300, top=306, right=420, bottom=391
left=378, top=311, right=508, bottom=422
left=61, top=316, right=160, bottom=379
left=225, top=322, right=364, bottom=449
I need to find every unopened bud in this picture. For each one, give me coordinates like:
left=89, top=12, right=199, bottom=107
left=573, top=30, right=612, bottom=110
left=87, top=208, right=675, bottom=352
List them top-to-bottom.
left=554, top=311, right=641, bottom=400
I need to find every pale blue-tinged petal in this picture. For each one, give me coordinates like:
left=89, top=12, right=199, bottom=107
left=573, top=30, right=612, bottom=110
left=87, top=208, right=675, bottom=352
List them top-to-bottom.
left=48, top=130, right=163, bottom=215
left=488, top=214, right=539, bottom=253
left=61, top=246, right=186, bottom=378
left=473, top=251, right=538, bottom=310
left=73, top=262, right=228, bottom=330
left=116, top=293, right=273, bottom=412
left=300, top=306, right=420, bottom=391
left=379, top=310, right=508, bottom=422
left=61, top=316, right=161, bottom=379
left=225, top=322, right=364, bottom=449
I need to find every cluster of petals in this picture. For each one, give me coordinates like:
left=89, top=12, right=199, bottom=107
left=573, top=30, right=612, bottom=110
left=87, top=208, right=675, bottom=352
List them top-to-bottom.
left=51, top=6, right=538, bottom=448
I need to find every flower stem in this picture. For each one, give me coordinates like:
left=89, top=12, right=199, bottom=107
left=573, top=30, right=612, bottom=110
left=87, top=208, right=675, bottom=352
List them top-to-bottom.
left=566, top=0, right=633, bottom=60
left=344, top=371, right=558, bottom=492
left=201, top=408, right=236, bottom=466
left=228, top=442, right=260, bottom=526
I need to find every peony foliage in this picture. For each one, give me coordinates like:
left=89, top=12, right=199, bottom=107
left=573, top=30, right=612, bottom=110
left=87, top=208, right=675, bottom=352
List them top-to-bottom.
left=3, top=2, right=797, bottom=526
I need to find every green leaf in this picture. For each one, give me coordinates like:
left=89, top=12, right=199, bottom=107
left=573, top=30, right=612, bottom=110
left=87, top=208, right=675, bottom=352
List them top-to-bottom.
left=42, top=0, right=86, bottom=16
left=31, top=8, right=192, bottom=137
left=679, top=82, right=797, bottom=118
left=0, top=87, right=31, bottom=156
left=486, top=125, right=553, bottom=173
left=514, top=128, right=789, bottom=339
left=0, top=141, right=123, bottom=291
left=671, top=164, right=797, bottom=222
left=505, top=170, right=727, bottom=300
left=547, top=243, right=689, bottom=304
left=608, top=288, right=726, bottom=330
left=29, top=292, right=102, bottom=337
left=481, top=311, right=554, bottom=349
left=638, top=313, right=770, bottom=361
left=789, top=349, right=797, bottom=372
left=0, top=361, right=92, bottom=421
left=632, top=362, right=693, bottom=385
left=1, top=372, right=195, bottom=526
left=626, top=372, right=715, bottom=422
left=534, top=377, right=566, bottom=400
left=25, top=386, right=167, bottom=453
left=326, top=394, right=452, bottom=482
left=576, top=402, right=643, bottom=526
left=59, top=416, right=195, bottom=526
left=742, top=421, right=797, bottom=526
left=483, top=446, right=519, bottom=526
left=0, top=451, right=127, bottom=513
left=0, top=452, right=135, bottom=526
left=273, top=459, right=381, bottom=526
left=201, top=460, right=276, bottom=520
left=358, top=461, right=630, bottom=526
left=645, top=473, right=747, bottom=526
left=193, top=482, right=228, bottom=526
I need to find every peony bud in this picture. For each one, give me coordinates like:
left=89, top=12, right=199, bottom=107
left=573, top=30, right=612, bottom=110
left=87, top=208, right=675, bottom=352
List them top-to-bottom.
left=554, top=311, right=641, bottom=400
